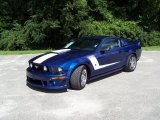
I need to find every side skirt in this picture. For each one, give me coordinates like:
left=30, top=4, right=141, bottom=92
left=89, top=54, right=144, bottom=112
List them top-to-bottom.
left=88, top=66, right=124, bottom=81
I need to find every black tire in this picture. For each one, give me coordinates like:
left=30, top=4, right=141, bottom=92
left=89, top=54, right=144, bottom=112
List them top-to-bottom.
left=124, top=54, right=137, bottom=72
left=70, top=65, right=87, bottom=90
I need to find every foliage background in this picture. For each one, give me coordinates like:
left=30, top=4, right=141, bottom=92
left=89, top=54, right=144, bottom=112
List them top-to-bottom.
left=0, top=0, right=160, bottom=50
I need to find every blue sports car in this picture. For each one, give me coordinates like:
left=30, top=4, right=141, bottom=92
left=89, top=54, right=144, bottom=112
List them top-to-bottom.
left=27, top=36, right=141, bottom=90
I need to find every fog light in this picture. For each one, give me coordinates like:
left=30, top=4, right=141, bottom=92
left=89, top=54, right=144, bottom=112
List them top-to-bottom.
left=30, top=63, right=33, bottom=68
left=43, top=66, right=47, bottom=71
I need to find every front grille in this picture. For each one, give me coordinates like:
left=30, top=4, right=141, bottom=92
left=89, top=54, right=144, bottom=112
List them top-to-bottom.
left=31, top=63, right=49, bottom=72
left=32, top=64, right=44, bottom=71
left=27, top=77, right=47, bottom=86
left=27, top=77, right=42, bottom=85
left=43, top=81, right=47, bottom=86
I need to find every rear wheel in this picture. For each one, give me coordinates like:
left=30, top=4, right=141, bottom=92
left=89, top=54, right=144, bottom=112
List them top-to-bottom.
left=124, top=54, right=137, bottom=72
left=70, top=65, right=87, bottom=90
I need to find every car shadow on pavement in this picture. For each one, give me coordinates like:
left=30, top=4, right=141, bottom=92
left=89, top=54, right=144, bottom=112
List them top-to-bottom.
left=87, top=70, right=123, bottom=84
left=27, top=83, right=68, bottom=93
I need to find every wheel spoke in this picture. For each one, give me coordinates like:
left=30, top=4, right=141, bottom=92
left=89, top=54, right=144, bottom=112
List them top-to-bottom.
left=129, top=57, right=136, bottom=70
left=81, top=69, right=87, bottom=87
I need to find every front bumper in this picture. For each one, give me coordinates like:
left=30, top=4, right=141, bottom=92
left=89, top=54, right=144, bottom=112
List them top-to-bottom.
left=26, top=68, right=68, bottom=89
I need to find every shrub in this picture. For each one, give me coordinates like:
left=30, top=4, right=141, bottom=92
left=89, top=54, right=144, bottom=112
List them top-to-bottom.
left=0, top=20, right=60, bottom=50
left=79, top=20, right=160, bottom=46
left=0, top=24, right=27, bottom=50
left=148, top=31, right=160, bottom=46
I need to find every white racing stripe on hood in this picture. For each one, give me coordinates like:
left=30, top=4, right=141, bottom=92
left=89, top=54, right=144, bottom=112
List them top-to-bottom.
left=33, top=49, right=71, bottom=64
left=33, top=53, right=57, bottom=64
left=88, top=55, right=120, bottom=70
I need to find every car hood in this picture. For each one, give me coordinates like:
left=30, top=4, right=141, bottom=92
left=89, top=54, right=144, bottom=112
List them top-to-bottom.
left=30, top=49, right=93, bottom=66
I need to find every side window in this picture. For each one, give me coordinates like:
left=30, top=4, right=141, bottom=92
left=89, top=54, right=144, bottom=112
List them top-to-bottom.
left=101, top=39, right=120, bottom=51
left=101, top=39, right=112, bottom=51
left=111, top=39, right=121, bottom=48
left=121, top=39, right=128, bottom=46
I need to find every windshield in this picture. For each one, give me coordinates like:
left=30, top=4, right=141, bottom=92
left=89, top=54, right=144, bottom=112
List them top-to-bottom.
left=64, top=38, right=101, bottom=51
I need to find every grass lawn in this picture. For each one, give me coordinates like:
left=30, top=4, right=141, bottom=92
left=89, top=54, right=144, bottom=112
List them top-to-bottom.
left=0, top=46, right=160, bottom=55
left=142, top=46, right=160, bottom=51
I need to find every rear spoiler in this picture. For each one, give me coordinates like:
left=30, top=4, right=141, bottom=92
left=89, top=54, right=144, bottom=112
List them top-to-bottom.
left=133, top=40, right=141, bottom=47
left=137, top=41, right=141, bottom=46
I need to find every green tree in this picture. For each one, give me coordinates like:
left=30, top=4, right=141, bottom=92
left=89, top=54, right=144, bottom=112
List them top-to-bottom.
left=0, top=0, right=160, bottom=50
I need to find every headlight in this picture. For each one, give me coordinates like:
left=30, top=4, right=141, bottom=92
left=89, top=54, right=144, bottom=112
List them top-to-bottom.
left=29, top=63, right=33, bottom=68
left=43, top=66, right=47, bottom=71
left=52, top=66, right=63, bottom=74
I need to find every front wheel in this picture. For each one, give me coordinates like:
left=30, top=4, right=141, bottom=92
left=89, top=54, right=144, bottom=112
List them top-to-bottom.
left=124, top=54, right=137, bottom=72
left=70, top=65, right=88, bottom=90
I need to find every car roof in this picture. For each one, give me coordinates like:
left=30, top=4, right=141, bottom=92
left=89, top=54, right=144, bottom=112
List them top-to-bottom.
left=82, top=36, right=120, bottom=40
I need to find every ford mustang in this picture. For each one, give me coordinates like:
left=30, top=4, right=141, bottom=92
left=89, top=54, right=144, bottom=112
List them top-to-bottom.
left=26, top=36, right=141, bottom=90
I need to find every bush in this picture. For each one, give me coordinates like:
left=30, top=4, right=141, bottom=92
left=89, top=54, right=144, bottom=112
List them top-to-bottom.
left=1, top=19, right=159, bottom=50
left=0, top=20, right=60, bottom=50
left=79, top=20, right=160, bottom=47
left=0, top=24, right=27, bottom=50
left=148, top=31, right=160, bottom=46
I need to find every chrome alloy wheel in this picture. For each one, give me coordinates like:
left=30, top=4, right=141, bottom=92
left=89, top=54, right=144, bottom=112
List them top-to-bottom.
left=129, top=56, right=137, bottom=70
left=80, top=69, right=87, bottom=87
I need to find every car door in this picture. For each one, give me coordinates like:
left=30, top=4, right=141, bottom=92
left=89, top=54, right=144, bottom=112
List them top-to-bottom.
left=93, top=38, right=124, bottom=75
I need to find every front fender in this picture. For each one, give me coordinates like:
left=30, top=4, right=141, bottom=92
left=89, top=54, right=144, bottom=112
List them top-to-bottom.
left=62, top=57, right=92, bottom=79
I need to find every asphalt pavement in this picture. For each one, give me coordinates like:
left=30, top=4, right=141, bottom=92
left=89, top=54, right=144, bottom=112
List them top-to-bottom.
left=0, top=51, right=160, bottom=120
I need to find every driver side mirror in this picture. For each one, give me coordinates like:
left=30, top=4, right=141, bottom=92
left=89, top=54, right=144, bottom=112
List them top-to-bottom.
left=100, top=47, right=110, bottom=54
left=100, top=50, right=105, bottom=54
